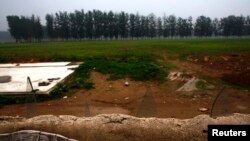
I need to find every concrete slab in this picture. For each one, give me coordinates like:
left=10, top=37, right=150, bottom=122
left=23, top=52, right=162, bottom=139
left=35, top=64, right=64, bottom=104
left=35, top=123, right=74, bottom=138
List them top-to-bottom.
left=0, top=62, right=79, bottom=95
left=0, top=62, right=71, bottom=68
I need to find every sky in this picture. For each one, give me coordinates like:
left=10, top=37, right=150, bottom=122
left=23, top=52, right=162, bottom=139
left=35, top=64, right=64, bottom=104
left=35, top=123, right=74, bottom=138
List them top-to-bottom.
left=0, top=0, right=250, bottom=31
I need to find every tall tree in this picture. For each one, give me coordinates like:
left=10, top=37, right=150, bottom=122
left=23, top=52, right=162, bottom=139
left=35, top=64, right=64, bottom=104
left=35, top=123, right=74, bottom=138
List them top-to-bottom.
left=75, top=10, right=85, bottom=39
left=93, top=10, right=103, bottom=39
left=85, top=11, right=93, bottom=39
left=107, top=11, right=115, bottom=38
left=119, top=12, right=129, bottom=38
left=69, top=13, right=78, bottom=38
left=134, top=13, right=141, bottom=39
left=148, top=13, right=156, bottom=38
left=45, top=14, right=55, bottom=39
left=129, top=14, right=136, bottom=38
left=7, top=15, right=43, bottom=42
left=162, top=15, right=170, bottom=37
left=168, top=15, right=177, bottom=37
left=220, top=15, right=244, bottom=36
left=6, top=16, right=21, bottom=42
left=33, top=16, right=43, bottom=41
left=194, top=16, right=213, bottom=37
left=244, top=16, right=250, bottom=36
left=157, top=17, right=163, bottom=37
left=176, top=17, right=192, bottom=37
left=212, top=18, right=220, bottom=36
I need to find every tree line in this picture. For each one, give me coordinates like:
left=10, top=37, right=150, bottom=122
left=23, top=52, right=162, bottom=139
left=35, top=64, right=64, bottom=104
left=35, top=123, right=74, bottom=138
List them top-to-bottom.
left=6, top=9, right=250, bottom=41
left=6, top=15, right=43, bottom=42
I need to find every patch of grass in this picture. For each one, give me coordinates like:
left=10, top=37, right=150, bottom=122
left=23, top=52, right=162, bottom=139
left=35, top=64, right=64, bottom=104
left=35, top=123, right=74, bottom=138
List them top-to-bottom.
left=79, top=58, right=166, bottom=81
left=83, top=80, right=94, bottom=90
left=195, top=80, right=207, bottom=89
left=49, top=83, right=68, bottom=98
left=0, top=96, right=16, bottom=108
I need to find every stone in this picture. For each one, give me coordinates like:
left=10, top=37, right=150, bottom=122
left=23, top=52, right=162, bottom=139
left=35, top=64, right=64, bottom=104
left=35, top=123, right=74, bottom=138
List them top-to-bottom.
left=204, top=56, right=209, bottom=62
left=221, top=56, right=229, bottom=61
left=177, top=77, right=199, bottom=92
left=125, top=81, right=129, bottom=86
left=63, top=96, right=68, bottom=99
left=199, top=107, right=208, bottom=112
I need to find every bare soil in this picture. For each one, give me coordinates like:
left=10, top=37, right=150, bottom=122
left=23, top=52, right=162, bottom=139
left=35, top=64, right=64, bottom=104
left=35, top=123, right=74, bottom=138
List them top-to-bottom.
left=0, top=53, right=250, bottom=118
left=187, top=53, right=250, bottom=87
left=0, top=69, right=249, bottom=118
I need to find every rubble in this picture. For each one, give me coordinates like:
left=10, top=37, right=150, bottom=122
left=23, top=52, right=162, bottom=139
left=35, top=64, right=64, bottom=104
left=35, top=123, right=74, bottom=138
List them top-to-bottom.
left=177, top=77, right=199, bottom=92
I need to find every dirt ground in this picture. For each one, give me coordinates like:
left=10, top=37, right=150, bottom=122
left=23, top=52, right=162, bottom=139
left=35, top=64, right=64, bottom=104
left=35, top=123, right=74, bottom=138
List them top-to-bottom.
left=0, top=53, right=249, bottom=119
left=187, top=53, right=250, bottom=86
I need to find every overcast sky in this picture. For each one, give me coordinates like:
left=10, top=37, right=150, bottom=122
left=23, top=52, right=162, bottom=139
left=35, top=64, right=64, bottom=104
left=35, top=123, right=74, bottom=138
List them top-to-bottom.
left=0, top=0, right=250, bottom=31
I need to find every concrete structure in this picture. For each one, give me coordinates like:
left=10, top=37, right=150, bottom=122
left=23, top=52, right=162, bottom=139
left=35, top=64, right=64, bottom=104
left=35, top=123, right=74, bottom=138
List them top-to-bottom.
left=0, top=62, right=79, bottom=95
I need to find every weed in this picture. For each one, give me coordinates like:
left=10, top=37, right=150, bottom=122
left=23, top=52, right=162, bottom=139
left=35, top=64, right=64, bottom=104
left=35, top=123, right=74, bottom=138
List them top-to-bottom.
left=83, top=80, right=94, bottom=90
left=196, top=80, right=207, bottom=89
left=49, top=83, right=68, bottom=98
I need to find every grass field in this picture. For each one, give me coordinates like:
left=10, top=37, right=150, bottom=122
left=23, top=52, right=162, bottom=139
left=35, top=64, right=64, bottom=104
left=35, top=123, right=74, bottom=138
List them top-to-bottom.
left=1, top=39, right=250, bottom=62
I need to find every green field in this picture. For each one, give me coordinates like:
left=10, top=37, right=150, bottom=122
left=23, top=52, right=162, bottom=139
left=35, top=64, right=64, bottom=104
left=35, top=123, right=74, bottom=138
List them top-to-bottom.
left=1, top=39, right=250, bottom=62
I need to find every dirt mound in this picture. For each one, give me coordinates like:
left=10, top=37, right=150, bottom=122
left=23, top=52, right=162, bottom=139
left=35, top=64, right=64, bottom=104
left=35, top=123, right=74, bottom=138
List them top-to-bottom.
left=187, top=54, right=250, bottom=86
left=0, top=114, right=249, bottom=141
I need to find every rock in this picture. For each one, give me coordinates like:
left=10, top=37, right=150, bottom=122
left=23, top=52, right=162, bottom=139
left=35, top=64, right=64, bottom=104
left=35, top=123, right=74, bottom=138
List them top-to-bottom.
left=204, top=56, right=209, bottom=62
left=221, top=56, right=229, bottom=61
left=194, top=59, right=199, bottom=62
left=167, top=72, right=182, bottom=81
left=177, top=77, right=199, bottom=92
left=38, top=81, right=50, bottom=86
left=125, top=81, right=129, bottom=86
left=109, top=85, right=112, bottom=88
left=63, top=96, right=68, bottom=99
left=125, top=97, right=129, bottom=100
left=236, top=105, right=248, bottom=110
left=199, top=107, right=208, bottom=112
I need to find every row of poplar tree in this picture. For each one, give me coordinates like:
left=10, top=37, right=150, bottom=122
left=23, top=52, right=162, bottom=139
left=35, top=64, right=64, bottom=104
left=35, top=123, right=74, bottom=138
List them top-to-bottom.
left=6, top=9, right=250, bottom=42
